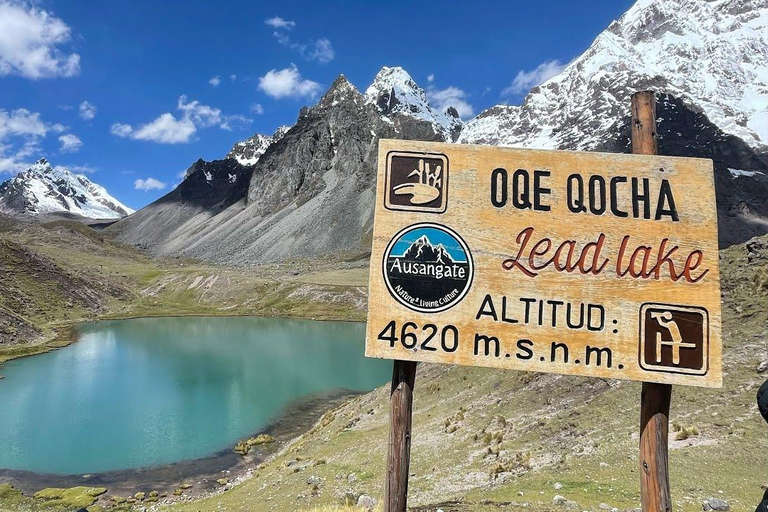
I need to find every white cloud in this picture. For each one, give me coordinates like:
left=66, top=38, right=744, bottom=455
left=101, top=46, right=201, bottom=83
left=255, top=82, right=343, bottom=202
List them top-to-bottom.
left=0, top=1, right=80, bottom=79
left=264, top=17, right=295, bottom=30
left=267, top=17, right=334, bottom=64
left=273, top=31, right=291, bottom=46
left=307, top=38, right=334, bottom=63
left=502, top=59, right=566, bottom=96
left=258, top=64, right=321, bottom=100
left=229, top=74, right=237, bottom=81
left=427, top=74, right=434, bottom=83
left=209, top=75, right=221, bottom=87
left=427, top=86, right=474, bottom=119
left=177, top=95, right=250, bottom=131
left=177, top=96, right=224, bottom=128
left=111, top=97, right=251, bottom=144
left=78, top=100, right=96, bottom=120
left=251, top=103, right=264, bottom=115
left=0, top=107, right=65, bottom=173
left=0, top=108, right=47, bottom=139
left=131, top=113, right=196, bottom=144
left=110, top=123, right=133, bottom=137
left=58, top=133, right=82, bottom=152
left=13, top=139, right=38, bottom=159
left=0, top=156, right=27, bottom=174
left=55, top=163, right=96, bottom=174
left=134, top=177, right=167, bottom=191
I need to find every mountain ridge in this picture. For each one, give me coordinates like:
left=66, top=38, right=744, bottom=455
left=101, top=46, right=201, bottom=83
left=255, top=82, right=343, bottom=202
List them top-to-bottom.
left=109, top=0, right=768, bottom=263
left=459, top=0, right=767, bottom=154
left=227, top=126, right=290, bottom=167
left=0, top=159, right=133, bottom=220
left=402, top=235, right=456, bottom=265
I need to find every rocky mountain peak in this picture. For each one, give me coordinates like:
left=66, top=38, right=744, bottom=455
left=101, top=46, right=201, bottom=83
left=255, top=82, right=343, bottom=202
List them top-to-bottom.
left=110, top=0, right=768, bottom=263
left=460, top=0, right=768, bottom=152
left=364, top=66, right=462, bottom=142
left=364, top=66, right=428, bottom=113
left=318, top=74, right=362, bottom=108
left=444, top=106, right=460, bottom=119
left=227, top=125, right=290, bottom=166
left=0, top=158, right=133, bottom=219
left=30, top=158, right=49, bottom=170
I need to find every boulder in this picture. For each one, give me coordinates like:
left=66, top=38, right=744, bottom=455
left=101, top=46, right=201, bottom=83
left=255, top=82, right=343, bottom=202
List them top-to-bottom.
left=357, top=494, right=377, bottom=511
left=703, top=497, right=730, bottom=511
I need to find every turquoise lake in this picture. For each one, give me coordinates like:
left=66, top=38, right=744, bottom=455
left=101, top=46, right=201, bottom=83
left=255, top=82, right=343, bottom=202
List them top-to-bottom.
left=0, top=317, right=391, bottom=475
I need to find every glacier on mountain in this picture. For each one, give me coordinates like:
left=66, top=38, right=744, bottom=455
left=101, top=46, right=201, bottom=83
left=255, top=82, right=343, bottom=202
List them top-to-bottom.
left=459, top=0, right=768, bottom=151
left=0, top=159, right=133, bottom=219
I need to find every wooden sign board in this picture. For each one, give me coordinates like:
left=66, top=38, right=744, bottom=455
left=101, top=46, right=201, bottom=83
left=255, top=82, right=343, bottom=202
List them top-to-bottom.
left=365, top=139, right=722, bottom=388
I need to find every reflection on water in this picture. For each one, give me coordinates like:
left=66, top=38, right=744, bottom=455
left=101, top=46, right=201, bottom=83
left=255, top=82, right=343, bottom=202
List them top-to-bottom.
left=0, top=317, right=390, bottom=474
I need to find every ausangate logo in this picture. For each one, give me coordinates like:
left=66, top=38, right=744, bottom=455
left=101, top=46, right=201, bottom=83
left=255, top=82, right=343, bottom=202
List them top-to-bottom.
left=383, top=223, right=473, bottom=313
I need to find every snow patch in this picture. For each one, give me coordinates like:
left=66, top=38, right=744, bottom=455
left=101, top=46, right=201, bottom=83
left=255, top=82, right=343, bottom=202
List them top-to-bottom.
left=460, top=0, right=768, bottom=151
left=364, top=66, right=461, bottom=141
left=0, top=158, right=133, bottom=219
left=729, top=168, right=765, bottom=178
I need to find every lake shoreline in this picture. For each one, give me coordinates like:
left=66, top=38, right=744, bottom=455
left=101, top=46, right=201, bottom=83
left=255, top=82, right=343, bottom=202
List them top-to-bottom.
left=0, top=305, right=366, bottom=369
left=0, top=388, right=365, bottom=506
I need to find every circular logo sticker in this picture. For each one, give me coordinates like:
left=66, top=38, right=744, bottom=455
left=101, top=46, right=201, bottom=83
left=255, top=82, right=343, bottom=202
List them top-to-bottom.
left=382, top=223, right=473, bottom=313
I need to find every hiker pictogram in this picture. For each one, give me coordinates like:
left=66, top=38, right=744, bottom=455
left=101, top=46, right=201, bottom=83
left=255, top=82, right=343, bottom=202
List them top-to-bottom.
left=640, top=304, right=709, bottom=375
left=649, top=311, right=697, bottom=365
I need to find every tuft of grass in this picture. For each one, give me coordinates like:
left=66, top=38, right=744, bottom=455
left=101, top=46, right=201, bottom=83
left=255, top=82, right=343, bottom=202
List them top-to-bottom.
left=753, top=265, right=768, bottom=293
left=675, top=426, right=700, bottom=441
left=33, top=486, right=107, bottom=509
left=302, top=506, right=381, bottom=512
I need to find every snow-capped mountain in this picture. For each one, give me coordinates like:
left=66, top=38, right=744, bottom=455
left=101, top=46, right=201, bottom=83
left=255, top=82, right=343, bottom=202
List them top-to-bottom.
left=111, top=0, right=768, bottom=263
left=460, top=0, right=768, bottom=152
left=365, top=66, right=463, bottom=142
left=227, top=126, right=290, bottom=166
left=0, top=159, right=133, bottom=219
left=403, top=235, right=456, bottom=264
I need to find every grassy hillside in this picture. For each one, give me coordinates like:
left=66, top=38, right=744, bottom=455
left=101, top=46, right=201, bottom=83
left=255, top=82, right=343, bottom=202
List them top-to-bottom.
left=0, top=216, right=368, bottom=366
left=0, top=216, right=765, bottom=512
left=164, top=238, right=768, bottom=512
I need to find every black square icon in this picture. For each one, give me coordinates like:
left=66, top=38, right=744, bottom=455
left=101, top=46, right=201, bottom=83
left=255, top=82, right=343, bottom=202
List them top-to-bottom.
left=384, top=151, right=448, bottom=214
left=639, top=303, right=709, bottom=376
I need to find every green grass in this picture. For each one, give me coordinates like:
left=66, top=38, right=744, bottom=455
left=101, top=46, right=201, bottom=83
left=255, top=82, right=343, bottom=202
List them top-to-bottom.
left=1, top=219, right=766, bottom=512
left=0, top=220, right=368, bottom=367
left=163, top=239, right=768, bottom=512
left=0, top=484, right=112, bottom=512
left=33, top=487, right=107, bottom=509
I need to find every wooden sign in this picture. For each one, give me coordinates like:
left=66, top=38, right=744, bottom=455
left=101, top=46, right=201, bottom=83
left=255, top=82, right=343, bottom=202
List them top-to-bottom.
left=366, top=139, right=722, bottom=388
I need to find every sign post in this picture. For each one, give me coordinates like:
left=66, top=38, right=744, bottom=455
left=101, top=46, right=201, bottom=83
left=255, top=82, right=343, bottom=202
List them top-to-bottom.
left=632, top=91, right=673, bottom=512
left=369, top=92, right=722, bottom=512
left=386, top=360, right=417, bottom=512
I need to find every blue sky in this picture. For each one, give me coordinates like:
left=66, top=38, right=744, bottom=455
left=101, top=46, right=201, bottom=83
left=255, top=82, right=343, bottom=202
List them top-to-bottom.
left=0, top=0, right=634, bottom=210
left=392, top=227, right=467, bottom=262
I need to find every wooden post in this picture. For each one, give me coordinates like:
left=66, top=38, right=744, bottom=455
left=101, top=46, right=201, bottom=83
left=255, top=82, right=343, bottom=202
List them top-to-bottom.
left=632, top=90, right=673, bottom=512
left=385, top=359, right=417, bottom=512
left=640, top=382, right=672, bottom=512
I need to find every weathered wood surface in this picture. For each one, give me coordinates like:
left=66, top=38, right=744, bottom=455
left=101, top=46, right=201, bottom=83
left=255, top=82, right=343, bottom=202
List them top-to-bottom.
left=631, top=90, right=659, bottom=156
left=633, top=91, right=673, bottom=512
left=366, top=136, right=722, bottom=388
left=385, top=360, right=417, bottom=512
left=640, top=381, right=672, bottom=512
